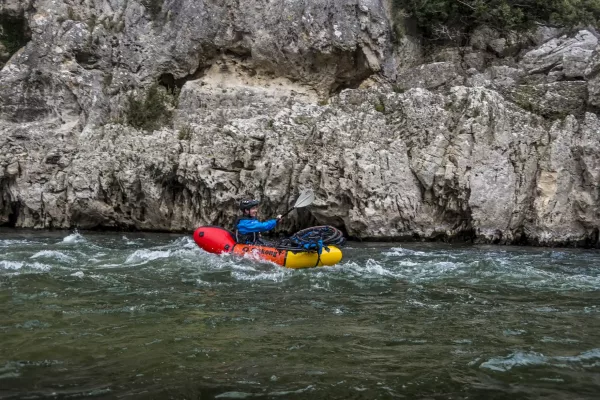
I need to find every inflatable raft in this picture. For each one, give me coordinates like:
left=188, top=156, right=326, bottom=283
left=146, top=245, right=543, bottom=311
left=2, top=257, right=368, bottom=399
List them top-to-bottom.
left=193, top=226, right=343, bottom=269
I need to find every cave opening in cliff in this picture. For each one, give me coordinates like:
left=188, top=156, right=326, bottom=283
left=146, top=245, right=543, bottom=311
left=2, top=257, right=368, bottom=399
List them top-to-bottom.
left=0, top=14, right=31, bottom=63
left=330, top=47, right=374, bottom=96
left=158, top=72, right=204, bottom=93
left=4, top=202, right=19, bottom=228
left=586, top=228, right=599, bottom=248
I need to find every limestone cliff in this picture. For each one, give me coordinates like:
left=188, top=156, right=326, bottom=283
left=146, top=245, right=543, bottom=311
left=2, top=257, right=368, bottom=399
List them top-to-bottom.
left=1, top=0, right=599, bottom=246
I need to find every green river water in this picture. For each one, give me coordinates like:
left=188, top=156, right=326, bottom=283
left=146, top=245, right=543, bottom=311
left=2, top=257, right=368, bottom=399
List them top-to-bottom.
left=1, top=229, right=599, bottom=399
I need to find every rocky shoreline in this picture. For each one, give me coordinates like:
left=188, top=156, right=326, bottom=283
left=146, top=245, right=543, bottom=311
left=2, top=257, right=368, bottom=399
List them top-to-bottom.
left=1, top=0, right=599, bottom=247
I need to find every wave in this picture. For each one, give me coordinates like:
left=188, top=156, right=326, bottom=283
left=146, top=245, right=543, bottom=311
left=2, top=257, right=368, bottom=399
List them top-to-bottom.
left=61, top=231, right=86, bottom=244
left=122, top=235, right=140, bottom=246
left=0, top=239, right=39, bottom=248
left=124, top=247, right=202, bottom=266
left=383, top=247, right=429, bottom=257
left=329, top=248, right=600, bottom=291
left=31, top=250, right=75, bottom=263
left=125, top=250, right=172, bottom=265
left=336, top=258, right=467, bottom=283
left=0, top=260, right=51, bottom=272
left=231, top=268, right=292, bottom=282
left=15, top=320, right=52, bottom=329
left=540, top=336, right=580, bottom=344
left=479, top=348, right=600, bottom=372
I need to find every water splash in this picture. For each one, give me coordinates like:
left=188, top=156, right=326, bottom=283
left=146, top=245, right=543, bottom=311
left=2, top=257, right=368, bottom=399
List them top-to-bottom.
left=61, top=231, right=86, bottom=244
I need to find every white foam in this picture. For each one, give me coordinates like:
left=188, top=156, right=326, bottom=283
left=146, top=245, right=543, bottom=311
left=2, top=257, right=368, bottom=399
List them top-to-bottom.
left=61, top=232, right=86, bottom=244
left=122, top=236, right=139, bottom=246
left=159, top=236, right=198, bottom=251
left=121, top=237, right=203, bottom=266
left=0, top=239, right=34, bottom=247
left=171, top=247, right=203, bottom=258
left=385, top=247, right=428, bottom=256
left=31, top=250, right=75, bottom=263
left=125, top=250, right=171, bottom=265
left=335, top=250, right=600, bottom=291
left=241, top=251, right=271, bottom=263
left=469, top=255, right=600, bottom=291
left=342, top=259, right=403, bottom=279
left=363, top=259, right=398, bottom=277
left=384, top=260, right=468, bottom=282
left=397, top=260, right=420, bottom=267
left=0, top=261, right=51, bottom=272
left=0, top=261, right=24, bottom=270
left=30, top=262, right=52, bottom=271
left=91, top=263, right=122, bottom=269
left=231, top=263, right=257, bottom=272
left=231, top=269, right=291, bottom=282
left=71, top=271, right=84, bottom=278
left=310, top=282, right=331, bottom=291
left=407, top=299, right=441, bottom=309
left=503, top=329, right=526, bottom=336
left=540, top=336, right=579, bottom=344
left=555, top=348, right=600, bottom=362
left=479, top=349, right=600, bottom=371
left=480, top=351, right=547, bottom=371
left=268, top=385, right=315, bottom=397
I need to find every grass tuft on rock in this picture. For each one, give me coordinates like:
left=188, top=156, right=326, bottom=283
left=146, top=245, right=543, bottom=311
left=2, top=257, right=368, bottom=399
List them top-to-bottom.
left=125, top=83, right=179, bottom=132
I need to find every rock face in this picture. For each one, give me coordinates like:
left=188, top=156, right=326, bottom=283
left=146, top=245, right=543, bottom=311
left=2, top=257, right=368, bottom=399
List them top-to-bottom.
left=1, top=0, right=600, bottom=247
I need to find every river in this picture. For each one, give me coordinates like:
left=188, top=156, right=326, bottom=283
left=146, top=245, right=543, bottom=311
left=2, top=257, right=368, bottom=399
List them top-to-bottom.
left=1, top=229, right=599, bottom=399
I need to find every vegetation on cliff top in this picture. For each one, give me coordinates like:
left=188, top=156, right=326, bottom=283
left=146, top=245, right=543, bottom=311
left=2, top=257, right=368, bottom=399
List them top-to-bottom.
left=394, top=0, right=600, bottom=39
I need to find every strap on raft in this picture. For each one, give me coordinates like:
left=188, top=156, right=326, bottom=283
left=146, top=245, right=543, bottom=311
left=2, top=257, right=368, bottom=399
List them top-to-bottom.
left=276, top=226, right=346, bottom=266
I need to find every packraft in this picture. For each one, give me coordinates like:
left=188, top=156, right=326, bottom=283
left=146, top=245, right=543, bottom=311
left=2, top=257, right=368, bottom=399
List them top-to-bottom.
left=193, top=225, right=345, bottom=269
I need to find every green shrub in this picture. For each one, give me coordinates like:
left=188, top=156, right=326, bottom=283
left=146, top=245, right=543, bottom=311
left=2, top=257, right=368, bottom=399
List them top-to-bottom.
left=393, top=0, right=600, bottom=40
left=67, top=6, right=81, bottom=21
left=87, top=14, right=97, bottom=31
left=0, top=15, right=29, bottom=55
left=103, top=73, right=113, bottom=88
left=125, top=83, right=178, bottom=131
left=294, top=115, right=314, bottom=125
left=178, top=124, right=193, bottom=140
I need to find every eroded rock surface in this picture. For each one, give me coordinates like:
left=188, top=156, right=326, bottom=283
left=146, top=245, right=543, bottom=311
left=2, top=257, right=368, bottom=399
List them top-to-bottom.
left=1, top=0, right=600, bottom=246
